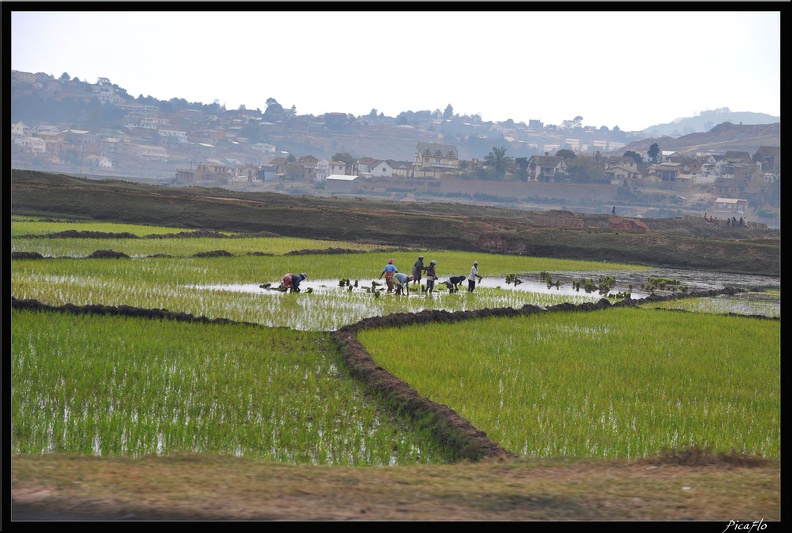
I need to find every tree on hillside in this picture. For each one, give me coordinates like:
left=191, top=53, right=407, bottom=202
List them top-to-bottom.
left=60, top=72, right=70, bottom=81
left=264, top=98, right=285, bottom=120
left=443, top=104, right=454, bottom=119
left=647, top=143, right=660, bottom=164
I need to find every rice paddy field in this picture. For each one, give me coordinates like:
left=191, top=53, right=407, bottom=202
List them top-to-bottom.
left=10, top=217, right=781, bottom=466
left=357, top=308, right=780, bottom=459
left=10, top=309, right=456, bottom=465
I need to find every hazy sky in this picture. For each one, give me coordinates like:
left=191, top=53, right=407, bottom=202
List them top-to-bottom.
left=10, top=9, right=780, bottom=132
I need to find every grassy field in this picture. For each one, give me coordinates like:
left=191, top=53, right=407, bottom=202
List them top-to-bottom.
left=10, top=207, right=781, bottom=521
left=358, top=308, right=780, bottom=458
left=11, top=309, right=457, bottom=465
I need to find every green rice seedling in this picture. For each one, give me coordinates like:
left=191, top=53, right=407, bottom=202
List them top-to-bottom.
left=11, top=219, right=195, bottom=238
left=11, top=234, right=378, bottom=258
left=12, top=247, right=775, bottom=330
left=11, top=256, right=605, bottom=330
left=641, top=293, right=780, bottom=318
left=11, top=308, right=459, bottom=465
left=358, top=308, right=780, bottom=459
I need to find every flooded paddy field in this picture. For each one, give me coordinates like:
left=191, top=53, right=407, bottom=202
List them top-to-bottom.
left=192, top=268, right=779, bottom=330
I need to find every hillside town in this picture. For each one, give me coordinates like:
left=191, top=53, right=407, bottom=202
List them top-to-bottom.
left=10, top=70, right=781, bottom=227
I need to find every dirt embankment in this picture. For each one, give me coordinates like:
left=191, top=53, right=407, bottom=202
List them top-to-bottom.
left=11, top=170, right=780, bottom=276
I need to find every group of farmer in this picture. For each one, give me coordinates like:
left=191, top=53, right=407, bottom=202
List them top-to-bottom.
left=280, top=255, right=484, bottom=296
left=379, top=255, right=482, bottom=295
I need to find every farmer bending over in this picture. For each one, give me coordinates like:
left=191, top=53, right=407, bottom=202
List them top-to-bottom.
left=283, top=272, right=307, bottom=293
left=392, top=272, right=414, bottom=295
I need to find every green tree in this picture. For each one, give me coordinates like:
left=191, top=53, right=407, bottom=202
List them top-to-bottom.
left=60, top=72, right=70, bottom=81
left=264, top=98, right=284, bottom=120
left=443, top=104, right=454, bottom=119
left=647, top=143, right=660, bottom=164
left=484, top=146, right=511, bottom=178
left=556, top=149, right=576, bottom=160
left=623, top=151, right=643, bottom=166
left=331, top=152, right=356, bottom=168
left=565, top=155, right=606, bottom=184
left=515, top=157, right=530, bottom=182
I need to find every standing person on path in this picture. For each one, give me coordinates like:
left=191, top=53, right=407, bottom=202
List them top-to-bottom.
left=612, top=206, right=616, bottom=215
left=412, top=255, right=425, bottom=287
left=379, top=258, right=398, bottom=292
left=425, top=260, right=438, bottom=294
left=468, top=261, right=482, bottom=292
left=392, top=272, right=414, bottom=295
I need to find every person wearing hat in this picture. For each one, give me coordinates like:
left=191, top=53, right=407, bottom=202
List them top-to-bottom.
left=412, top=255, right=425, bottom=287
left=379, top=258, right=398, bottom=292
left=424, top=259, right=438, bottom=294
left=468, top=261, right=482, bottom=292
left=282, top=272, right=307, bottom=293
left=392, top=272, right=414, bottom=295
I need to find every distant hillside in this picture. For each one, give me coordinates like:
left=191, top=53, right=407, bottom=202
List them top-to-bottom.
left=641, top=108, right=780, bottom=137
left=615, top=122, right=780, bottom=156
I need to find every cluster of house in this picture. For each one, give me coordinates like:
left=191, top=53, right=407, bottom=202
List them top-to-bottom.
left=11, top=119, right=170, bottom=169
left=175, top=142, right=465, bottom=185
left=176, top=143, right=780, bottom=200
left=602, top=148, right=779, bottom=187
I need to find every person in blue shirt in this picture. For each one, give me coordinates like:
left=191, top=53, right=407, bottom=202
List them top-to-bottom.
left=379, top=258, right=398, bottom=292
left=283, top=272, right=307, bottom=293
left=392, top=272, right=414, bottom=295
left=292, top=273, right=306, bottom=292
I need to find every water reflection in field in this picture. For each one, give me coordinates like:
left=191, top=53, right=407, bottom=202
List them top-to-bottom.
left=191, top=268, right=779, bottom=330
left=197, top=268, right=779, bottom=299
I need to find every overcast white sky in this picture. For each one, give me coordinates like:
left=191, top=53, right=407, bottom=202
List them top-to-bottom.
left=10, top=9, right=780, bottom=132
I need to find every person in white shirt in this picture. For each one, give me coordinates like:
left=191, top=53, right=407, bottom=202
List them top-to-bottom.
left=468, top=261, right=482, bottom=292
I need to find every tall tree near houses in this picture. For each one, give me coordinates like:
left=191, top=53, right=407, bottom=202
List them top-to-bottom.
left=647, top=143, right=660, bottom=164
left=485, top=146, right=511, bottom=178
left=556, top=149, right=576, bottom=160
left=331, top=152, right=356, bottom=169
left=515, top=157, right=530, bottom=181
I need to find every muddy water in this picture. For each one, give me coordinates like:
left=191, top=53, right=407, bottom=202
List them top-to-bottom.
left=188, top=267, right=779, bottom=331
left=198, top=268, right=779, bottom=299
